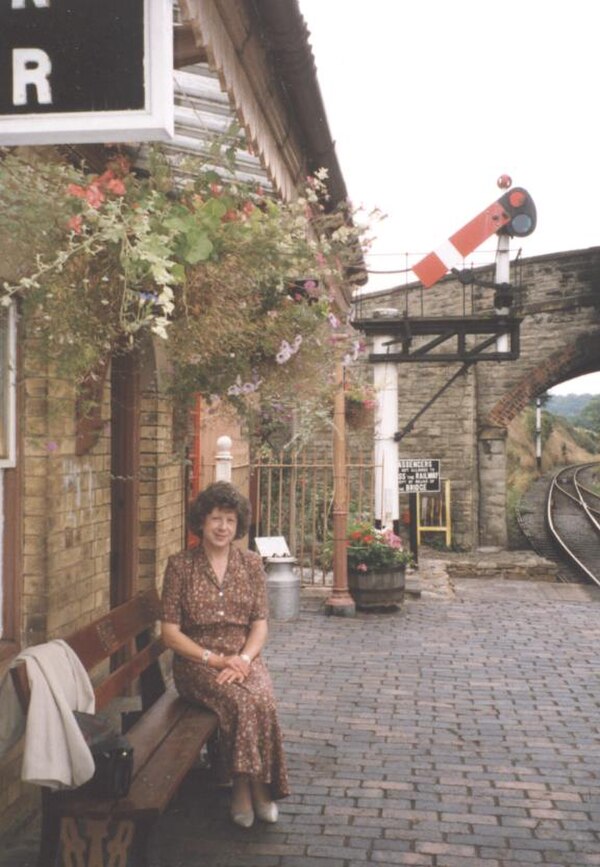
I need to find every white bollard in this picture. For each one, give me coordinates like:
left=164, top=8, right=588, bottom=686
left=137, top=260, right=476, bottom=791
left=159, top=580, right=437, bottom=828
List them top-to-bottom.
left=215, top=435, right=233, bottom=482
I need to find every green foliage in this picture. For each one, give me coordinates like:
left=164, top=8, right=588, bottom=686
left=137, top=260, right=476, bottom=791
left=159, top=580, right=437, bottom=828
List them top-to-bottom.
left=0, top=148, right=368, bottom=446
left=546, top=393, right=596, bottom=419
left=575, top=395, right=600, bottom=432
left=562, top=421, right=600, bottom=453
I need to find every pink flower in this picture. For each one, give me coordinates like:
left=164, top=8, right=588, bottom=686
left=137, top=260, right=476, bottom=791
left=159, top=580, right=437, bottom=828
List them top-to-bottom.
left=105, top=178, right=126, bottom=196
left=66, top=183, right=86, bottom=199
left=85, top=184, right=105, bottom=208
left=67, top=215, right=83, bottom=234
left=382, top=529, right=403, bottom=549
left=357, top=563, right=368, bottom=572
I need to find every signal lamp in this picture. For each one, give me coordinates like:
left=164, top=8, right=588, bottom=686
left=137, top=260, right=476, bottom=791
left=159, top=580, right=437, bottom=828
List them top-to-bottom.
left=498, top=186, right=536, bottom=237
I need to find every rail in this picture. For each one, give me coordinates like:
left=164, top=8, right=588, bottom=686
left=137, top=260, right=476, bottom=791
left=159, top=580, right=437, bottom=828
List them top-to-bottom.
left=546, top=462, right=600, bottom=587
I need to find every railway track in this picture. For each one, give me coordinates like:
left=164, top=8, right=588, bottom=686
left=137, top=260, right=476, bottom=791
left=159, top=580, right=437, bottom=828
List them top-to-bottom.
left=547, top=462, right=600, bottom=586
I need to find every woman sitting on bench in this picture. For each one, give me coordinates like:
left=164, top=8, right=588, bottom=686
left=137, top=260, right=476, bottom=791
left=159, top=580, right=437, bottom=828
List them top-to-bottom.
left=160, top=481, right=290, bottom=828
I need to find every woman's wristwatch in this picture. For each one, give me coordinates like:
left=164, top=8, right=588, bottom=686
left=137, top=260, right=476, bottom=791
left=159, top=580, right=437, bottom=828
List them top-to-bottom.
left=202, top=648, right=212, bottom=663
left=240, top=653, right=251, bottom=664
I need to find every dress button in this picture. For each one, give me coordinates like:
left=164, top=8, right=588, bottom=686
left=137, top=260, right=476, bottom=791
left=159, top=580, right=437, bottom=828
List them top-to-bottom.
left=219, top=591, right=224, bottom=597
left=219, top=610, right=225, bottom=616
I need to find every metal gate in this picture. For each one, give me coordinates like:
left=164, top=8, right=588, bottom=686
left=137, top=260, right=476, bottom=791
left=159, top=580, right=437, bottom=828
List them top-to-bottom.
left=252, top=449, right=377, bottom=583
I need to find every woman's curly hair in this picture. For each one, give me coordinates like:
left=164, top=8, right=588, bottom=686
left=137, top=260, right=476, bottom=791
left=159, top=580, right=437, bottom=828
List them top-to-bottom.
left=188, top=481, right=251, bottom=540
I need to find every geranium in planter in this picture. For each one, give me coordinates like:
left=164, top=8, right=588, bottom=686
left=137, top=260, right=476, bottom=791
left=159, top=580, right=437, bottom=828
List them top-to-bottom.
left=347, top=521, right=412, bottom=610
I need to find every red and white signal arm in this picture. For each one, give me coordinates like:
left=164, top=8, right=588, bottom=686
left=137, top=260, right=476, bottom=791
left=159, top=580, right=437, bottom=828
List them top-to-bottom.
left=0, top=0, right=173, bottom=145
left=413, top=188, right=537, bottom=289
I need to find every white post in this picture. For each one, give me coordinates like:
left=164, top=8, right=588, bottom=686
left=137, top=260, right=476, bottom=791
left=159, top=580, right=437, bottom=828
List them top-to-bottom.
left=495, top=233, right=510, bottom=353
left=372, top=308, right=399, bottom=531
left=215, top=435, right=233, bottom=482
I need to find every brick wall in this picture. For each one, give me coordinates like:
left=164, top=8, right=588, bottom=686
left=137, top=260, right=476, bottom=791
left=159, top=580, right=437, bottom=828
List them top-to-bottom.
left=0, top=342, right=190, bottom=836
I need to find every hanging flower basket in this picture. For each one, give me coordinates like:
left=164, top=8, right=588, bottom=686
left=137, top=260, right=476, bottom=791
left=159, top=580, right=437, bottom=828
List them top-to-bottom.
left=344, top=396, right=374, bottom=430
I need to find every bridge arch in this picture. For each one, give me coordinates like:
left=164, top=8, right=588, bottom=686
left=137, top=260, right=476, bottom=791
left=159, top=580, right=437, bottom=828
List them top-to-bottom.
left=487, top=332, right=600, bottom=428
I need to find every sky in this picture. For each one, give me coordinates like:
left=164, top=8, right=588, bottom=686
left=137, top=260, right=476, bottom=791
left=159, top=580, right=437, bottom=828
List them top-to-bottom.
left=298, top=0, right=600, bottom=395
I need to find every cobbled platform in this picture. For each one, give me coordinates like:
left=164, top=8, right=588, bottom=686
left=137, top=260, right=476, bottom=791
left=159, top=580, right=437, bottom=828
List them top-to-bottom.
left=1, top=573, right=600, bottom=867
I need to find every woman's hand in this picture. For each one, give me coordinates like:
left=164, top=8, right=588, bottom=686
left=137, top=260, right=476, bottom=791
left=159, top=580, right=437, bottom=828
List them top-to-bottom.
left=215, top=654, right=250, bottom=685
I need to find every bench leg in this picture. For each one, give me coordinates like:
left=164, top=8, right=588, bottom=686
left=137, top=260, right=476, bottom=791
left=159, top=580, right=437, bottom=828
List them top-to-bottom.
left=38, top=788, right=60, bottom=867
left=40, top=809, right=156, bottom=867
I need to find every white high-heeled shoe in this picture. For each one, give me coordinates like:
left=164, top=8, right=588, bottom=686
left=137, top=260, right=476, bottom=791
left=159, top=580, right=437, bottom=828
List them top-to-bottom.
left=254, top=800, right=278, bottom=823
left=231, top=808, right=255, bottom=828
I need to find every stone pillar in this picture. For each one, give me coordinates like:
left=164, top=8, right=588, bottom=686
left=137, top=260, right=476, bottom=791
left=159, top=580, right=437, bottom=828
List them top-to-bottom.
left=477, top=425, right=508, bottom=548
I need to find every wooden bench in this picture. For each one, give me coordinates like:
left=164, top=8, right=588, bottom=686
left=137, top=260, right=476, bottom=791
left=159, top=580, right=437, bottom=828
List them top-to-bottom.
left=11, top=588, right=218, bottom=867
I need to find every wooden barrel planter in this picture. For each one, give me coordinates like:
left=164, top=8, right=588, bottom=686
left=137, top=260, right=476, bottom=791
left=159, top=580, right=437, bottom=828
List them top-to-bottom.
left=348, top=566, right=406, bottom=611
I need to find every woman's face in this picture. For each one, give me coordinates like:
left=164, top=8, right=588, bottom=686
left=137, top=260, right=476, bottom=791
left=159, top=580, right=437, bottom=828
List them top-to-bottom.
left=202, top=507, right=238, bottom=549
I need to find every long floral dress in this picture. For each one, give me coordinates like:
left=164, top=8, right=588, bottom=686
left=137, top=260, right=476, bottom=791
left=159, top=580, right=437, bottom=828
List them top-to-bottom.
left=161, top=544, right=290, bottom=799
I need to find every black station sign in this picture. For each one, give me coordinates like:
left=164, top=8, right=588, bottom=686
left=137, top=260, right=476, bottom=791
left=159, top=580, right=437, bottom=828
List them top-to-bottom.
left=0, top=0, right=173, bottom=144
left=398, top=459, right=441, bottom=493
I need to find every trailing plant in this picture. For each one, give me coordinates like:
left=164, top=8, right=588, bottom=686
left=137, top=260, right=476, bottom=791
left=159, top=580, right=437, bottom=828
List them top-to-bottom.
left=0, top=146, right=370, bottom=445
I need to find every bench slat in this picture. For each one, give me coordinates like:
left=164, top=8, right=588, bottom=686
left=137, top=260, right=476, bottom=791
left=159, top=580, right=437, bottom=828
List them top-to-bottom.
left=66, top=589, right=162, bottom=670
left=94, top=636, right=164, bottom=710
left=126, top=689, right=209, bottom=776
left=48, top=692, right=217, bottom=818
left=113, top=706, right=218, bottom=816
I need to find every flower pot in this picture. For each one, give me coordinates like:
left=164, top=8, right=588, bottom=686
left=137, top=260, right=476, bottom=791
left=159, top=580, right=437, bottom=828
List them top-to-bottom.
left=347, top=566, right=406, bottom=611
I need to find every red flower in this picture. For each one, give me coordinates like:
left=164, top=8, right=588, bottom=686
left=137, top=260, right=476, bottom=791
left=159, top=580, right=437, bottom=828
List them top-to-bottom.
left=350, top=530, right=363, bottom=540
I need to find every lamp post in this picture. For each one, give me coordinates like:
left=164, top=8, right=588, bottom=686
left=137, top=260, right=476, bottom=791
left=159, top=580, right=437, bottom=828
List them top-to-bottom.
left=325, top=355, right=355, bottom=617
left=535, top=397, right=542, bottom=471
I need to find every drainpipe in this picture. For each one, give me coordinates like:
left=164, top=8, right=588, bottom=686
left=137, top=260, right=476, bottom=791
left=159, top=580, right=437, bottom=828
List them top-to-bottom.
left=325, top=357, right=355, bottom=617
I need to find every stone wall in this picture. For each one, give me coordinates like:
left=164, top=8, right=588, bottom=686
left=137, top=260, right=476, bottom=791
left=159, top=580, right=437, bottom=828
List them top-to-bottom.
left=359, top=247, right=600, bottom=549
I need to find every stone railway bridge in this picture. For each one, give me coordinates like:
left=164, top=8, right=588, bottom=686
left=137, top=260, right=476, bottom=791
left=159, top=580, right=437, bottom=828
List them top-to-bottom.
left=356, top=246, right=600, bottom=550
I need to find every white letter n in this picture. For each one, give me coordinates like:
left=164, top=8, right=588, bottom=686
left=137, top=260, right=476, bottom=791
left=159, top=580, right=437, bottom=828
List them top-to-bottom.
left=12, top=48, right=53, bottom=105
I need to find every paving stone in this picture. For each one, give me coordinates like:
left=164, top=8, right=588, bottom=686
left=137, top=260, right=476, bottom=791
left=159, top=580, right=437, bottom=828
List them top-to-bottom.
left=1, top=578, right=600, bottom=866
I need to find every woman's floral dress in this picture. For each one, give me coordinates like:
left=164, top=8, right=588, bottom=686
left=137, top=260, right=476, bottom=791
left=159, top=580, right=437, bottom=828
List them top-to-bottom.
left=161, top=545, right=290, bottom=799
